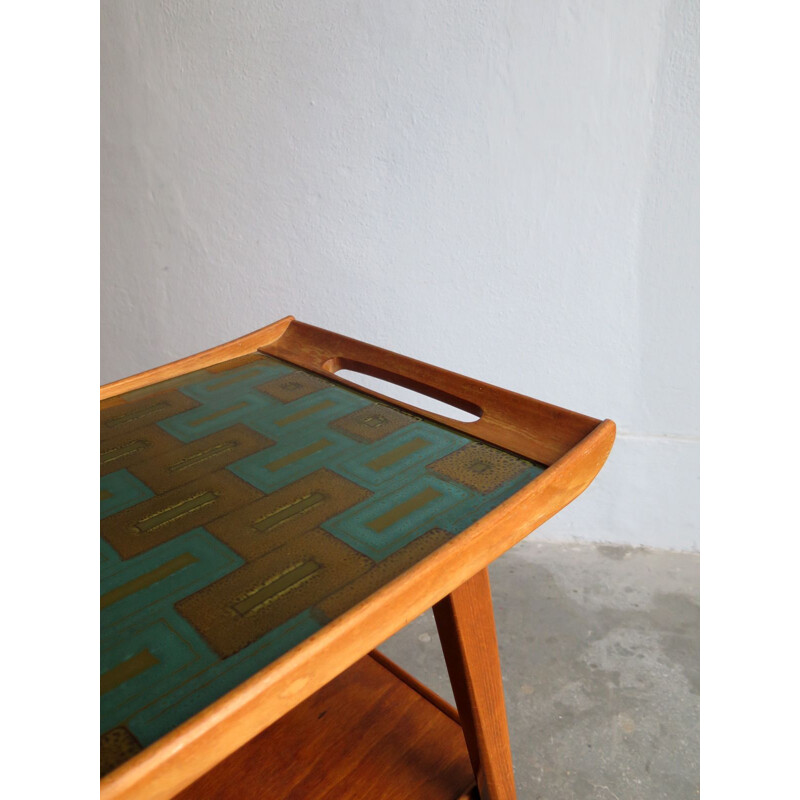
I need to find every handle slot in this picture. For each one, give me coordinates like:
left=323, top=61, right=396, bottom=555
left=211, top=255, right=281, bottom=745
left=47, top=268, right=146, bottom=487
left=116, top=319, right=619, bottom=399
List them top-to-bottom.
left=326, top=358, right=481, bottom=423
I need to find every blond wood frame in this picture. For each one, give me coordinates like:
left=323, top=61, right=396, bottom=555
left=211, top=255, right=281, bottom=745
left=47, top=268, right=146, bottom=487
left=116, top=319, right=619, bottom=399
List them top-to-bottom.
left=100, top=316, right=615, bottom=800
left=434, top=569, right=516, bottom=800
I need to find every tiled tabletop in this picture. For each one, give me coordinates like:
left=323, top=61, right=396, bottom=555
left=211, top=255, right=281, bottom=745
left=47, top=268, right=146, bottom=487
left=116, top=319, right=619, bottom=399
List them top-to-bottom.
left=100, top=352, right=543, bottom=775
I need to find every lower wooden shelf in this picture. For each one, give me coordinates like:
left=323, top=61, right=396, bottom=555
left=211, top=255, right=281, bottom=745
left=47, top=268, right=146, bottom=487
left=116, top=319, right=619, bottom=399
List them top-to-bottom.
left=177, top=652, right=477, bottom=800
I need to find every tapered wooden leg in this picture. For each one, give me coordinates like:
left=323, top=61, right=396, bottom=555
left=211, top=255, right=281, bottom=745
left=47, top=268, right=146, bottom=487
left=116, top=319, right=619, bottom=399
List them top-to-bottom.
left=433, top=568, right=517, bottom=800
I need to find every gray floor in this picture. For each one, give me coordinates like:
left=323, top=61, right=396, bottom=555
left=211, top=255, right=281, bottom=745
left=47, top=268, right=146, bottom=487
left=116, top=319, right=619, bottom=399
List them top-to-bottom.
left=378, top=541, right=699, bottom=800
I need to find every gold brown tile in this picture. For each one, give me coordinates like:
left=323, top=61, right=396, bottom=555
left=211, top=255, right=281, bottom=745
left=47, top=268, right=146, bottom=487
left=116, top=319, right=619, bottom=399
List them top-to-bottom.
left=257, top=370, right=331, bottom=403
left=101, top=390, right=200, bottom=436
left=328, top=402, right=417, bottom=443
left=100, top=424, right=183, bottom=477
left=128, top=424, right=275, bottom=493
left=427, top=442, right=532, bottom=494
left=206, top=468, right=373, bottom=560
left=101, top=471, right=263, bottom=559
left=316, top=528, right=451, bottom=621
left=176, top=529, right=372, bottom=658
left=100, top=727, right=143, bottom=778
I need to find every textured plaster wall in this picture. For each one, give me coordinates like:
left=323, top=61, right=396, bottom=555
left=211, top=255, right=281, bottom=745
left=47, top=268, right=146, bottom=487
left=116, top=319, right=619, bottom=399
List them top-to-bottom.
left=101, top=1, right=699, bottom=550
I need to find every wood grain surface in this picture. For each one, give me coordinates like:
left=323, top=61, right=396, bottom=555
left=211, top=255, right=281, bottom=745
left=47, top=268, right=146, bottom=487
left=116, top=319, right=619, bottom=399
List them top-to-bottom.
left=434, top=569, right=517, bottom=800
left=176, top=653, right=475, bottom=800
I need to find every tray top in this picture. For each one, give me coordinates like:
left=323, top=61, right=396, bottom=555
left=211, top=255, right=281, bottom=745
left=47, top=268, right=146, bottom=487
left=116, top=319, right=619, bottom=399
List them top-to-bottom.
left=100, top=352, right=544, bottom=775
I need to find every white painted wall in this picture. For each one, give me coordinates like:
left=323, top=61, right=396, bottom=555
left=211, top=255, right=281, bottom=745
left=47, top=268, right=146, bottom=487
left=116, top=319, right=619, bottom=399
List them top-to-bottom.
left=101, top=0, right=699, bottom=550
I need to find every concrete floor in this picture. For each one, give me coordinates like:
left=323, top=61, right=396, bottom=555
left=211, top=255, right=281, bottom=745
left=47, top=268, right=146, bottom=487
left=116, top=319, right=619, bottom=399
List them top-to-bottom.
left=378, top=541, right=699, bottom=800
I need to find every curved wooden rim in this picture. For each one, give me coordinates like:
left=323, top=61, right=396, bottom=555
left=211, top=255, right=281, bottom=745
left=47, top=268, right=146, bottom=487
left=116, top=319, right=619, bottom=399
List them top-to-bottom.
left=100, top=316, right=295, bottom=401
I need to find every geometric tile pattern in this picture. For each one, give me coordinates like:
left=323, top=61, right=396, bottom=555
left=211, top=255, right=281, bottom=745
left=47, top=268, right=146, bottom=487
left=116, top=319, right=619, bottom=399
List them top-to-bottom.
left=100, top=352, right=545, bottom=775
left=257, top=369, right=330, bottom=403
left=328, top=402, right=415, bottom=443
left=428, top=441, right=533, bottom=494
left=175, top=528, right=373, bottom=658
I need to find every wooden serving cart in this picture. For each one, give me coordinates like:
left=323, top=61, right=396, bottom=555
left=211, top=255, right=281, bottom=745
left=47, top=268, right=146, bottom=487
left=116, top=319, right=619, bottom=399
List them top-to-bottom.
left=100, top=316, right=614, bottom=800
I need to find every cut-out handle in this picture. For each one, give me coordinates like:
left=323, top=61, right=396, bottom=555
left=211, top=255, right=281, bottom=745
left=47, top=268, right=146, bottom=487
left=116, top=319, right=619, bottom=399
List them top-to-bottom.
left=329, top=360, right=481, bottom=423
